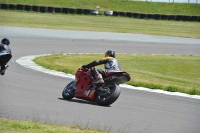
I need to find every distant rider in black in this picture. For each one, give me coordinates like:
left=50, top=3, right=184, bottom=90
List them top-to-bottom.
left=0, top=38, right=12, bottom=75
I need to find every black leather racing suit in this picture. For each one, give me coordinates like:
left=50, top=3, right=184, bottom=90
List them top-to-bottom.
left=0, top=44, right=12, bottom=72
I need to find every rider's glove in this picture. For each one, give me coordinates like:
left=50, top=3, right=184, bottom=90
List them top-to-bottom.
left=81, top=65, right=88, bottom=69
left=81, top=65, right=88, bottom=71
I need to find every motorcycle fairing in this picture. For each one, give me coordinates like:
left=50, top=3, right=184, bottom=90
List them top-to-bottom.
left=74, top=68, right=96, bottom=101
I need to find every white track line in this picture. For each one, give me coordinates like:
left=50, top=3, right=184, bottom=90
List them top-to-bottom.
left=16, top=54, right=200, bottom=100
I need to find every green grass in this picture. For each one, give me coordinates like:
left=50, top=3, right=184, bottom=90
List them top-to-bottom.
left=1, top=0, right=200, bottom=15
left=1, top=10, right=200, bottom=38
left=33, top=54, right=200, bottom=95
left=0, top=118, right=107, bottom=133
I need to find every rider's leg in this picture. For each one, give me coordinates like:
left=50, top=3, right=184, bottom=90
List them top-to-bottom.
left=0, top=54, right=11, bottom=75
left=0, top=64, right=7, bottom=75
left=90, top=68, right=111, bottom=93
left=91, top=68, right=104, bottom=84
left=96, top=68, right=106, bottom=78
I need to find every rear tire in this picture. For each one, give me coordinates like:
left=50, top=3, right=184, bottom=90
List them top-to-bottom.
left=62, top=81, right=75, bottom=100
left=96, top=84, right=121, bottom=106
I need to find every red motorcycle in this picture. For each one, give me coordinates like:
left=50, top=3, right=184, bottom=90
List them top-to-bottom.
left=62, top=67, right=130, bottom=106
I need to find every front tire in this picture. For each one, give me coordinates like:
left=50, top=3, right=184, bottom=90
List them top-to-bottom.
left=62, top=81, right=75, bottom=100
left=96, top=84, right=121, bottom=106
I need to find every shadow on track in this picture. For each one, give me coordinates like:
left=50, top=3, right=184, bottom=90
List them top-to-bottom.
left=58, top=98, right=111, bottom=107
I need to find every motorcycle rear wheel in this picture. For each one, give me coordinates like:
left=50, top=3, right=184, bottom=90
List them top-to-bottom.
left=62, top=81, right=75, bottom=100
left=96, top=84, right=121, bottom=106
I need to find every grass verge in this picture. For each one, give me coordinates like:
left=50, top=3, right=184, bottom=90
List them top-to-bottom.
left=1, top=0, right=200, bottom=15
left=1, top=10, right=200, bottom=38
left=33, top=54, right=200, bottom=95
left=0, top=118, right=107, bottom=133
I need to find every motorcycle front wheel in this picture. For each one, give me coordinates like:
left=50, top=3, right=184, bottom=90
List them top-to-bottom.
left=62, top=81, right=75, bottom=100
left=96, top=84, right=121, bottom=106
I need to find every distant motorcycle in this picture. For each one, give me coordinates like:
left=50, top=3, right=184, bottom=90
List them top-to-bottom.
left=0, top=45, right=12, bottom=75
left=62, top=67, right=131, bottom=106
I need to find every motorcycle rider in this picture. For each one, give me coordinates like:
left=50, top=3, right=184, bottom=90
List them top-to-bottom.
left=0, top=38, right=12, bottom=75
left=82, top=50, right=121, bottom=92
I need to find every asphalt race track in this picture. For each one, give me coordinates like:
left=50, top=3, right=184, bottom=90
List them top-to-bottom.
left=0, top=26, right=200, bottom=133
